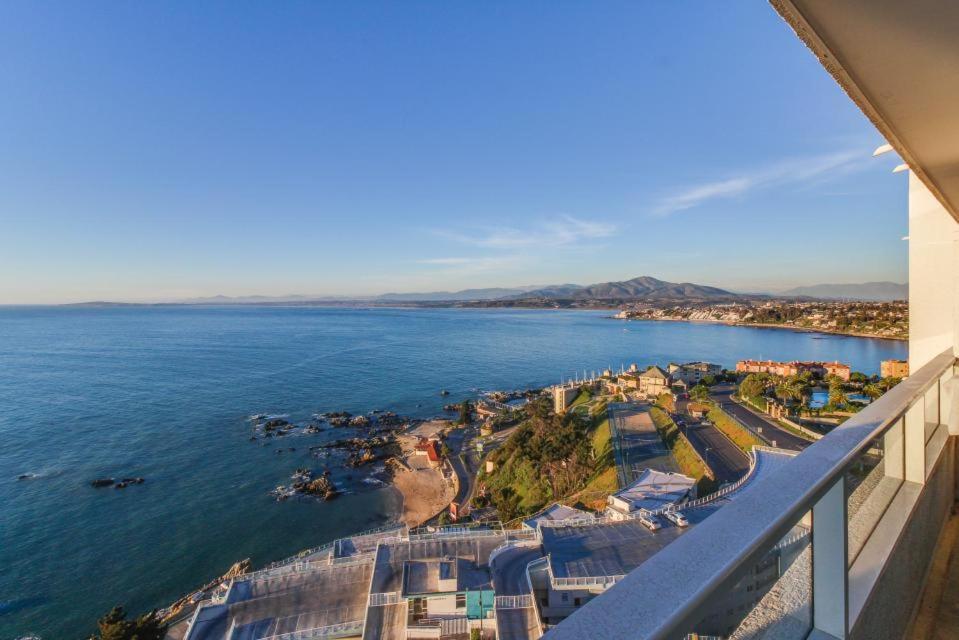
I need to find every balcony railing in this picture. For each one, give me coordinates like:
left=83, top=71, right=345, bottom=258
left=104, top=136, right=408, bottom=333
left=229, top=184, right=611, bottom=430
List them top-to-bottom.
left=547, top=349, right=956, bottom=640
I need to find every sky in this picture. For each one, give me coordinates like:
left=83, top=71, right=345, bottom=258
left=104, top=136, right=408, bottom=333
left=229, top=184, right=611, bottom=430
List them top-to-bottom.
left=0, top=2, right=909, bottom=304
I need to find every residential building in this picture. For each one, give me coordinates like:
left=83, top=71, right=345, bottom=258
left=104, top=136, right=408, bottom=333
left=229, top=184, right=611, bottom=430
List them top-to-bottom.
left=736, top=359, right=851, bottom=381
left=881, top=359, right=910, bottom=379
left=668, top=361, right=723, bottom=385
left=823, top=361, right=852, bottom=381
left=637, top=365, right=671, bottom=398
left=552, top=384, right=580, bottom=414
left=413, top=439, right=441, bottom=467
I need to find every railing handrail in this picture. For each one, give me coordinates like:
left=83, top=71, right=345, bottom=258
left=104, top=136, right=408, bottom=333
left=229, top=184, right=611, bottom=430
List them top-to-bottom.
left=547, top=349, right=955, bottom=640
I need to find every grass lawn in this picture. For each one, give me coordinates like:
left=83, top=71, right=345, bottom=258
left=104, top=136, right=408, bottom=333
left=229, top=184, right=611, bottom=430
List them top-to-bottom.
left=571, top=388, right=592, bottom=407
left=743, top=394, right=768, bottom=412
left=707, top=406, right=765, bottom=454
left=568, top=412, right=618, bottom=510
left=591, top=415, right=611, bottom=458
left=774, top=418, right=817, bottom=442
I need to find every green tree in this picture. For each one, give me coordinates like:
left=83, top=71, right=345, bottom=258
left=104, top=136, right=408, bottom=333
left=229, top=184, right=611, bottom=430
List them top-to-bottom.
left=739, top=373, right=772, bottom=399
left=775, top=374, right=810, bottom=406
left=828, top=375, right=848, bottom=407
left=690, top=384, right=711, bottom=403
left=458, top=400, right=473, bottom=425
left=89, top=606, right=166, bottom=640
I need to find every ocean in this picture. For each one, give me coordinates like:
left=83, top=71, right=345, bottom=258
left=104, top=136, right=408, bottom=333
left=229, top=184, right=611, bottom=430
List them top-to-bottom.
left=0, top=305, right=906, bottom=639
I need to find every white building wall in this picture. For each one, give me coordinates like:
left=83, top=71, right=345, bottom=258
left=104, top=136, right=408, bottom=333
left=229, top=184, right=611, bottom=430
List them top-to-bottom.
left=909, top=173, right=959, bottom=369
left=426, top=594, right=462, bottom=616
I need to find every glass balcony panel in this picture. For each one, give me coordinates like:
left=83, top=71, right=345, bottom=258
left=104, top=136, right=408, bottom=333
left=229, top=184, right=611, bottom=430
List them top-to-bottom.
left=846, top=417, right=904, bottom=565
left=684, top=512, right=812, bottom=640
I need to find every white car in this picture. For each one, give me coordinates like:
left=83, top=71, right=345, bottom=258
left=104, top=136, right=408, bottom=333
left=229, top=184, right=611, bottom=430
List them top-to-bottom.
left=664, top=510, right=689, bottom=527
left=638, top=512, right=662, bottom=531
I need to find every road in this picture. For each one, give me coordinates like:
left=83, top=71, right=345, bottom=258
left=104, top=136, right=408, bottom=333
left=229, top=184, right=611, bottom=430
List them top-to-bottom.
left=709, top=385, right=810, bottom=452
left=608, top=402, right=678, bottom=487
left=679, top=419, right=750, bottom=485
left=424, top=424, right=476, bottom=525
left=492, top=546, right=544, bottom=640
left=492, top=546, right=543, bottom=595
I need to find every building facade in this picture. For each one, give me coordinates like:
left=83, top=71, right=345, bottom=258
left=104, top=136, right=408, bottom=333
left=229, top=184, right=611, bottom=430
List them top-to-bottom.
left=736, top=359, right=851, bottom=381
left=880, top=359, right=910, bottom=378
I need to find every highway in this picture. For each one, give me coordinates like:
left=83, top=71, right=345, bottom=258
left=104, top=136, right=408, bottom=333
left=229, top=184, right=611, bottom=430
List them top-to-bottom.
left=709, top=385, right=811, bottom=452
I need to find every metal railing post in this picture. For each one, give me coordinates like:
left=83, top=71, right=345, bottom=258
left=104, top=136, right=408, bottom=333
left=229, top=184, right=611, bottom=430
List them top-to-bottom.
left=813, top=476, right=848, bottom=639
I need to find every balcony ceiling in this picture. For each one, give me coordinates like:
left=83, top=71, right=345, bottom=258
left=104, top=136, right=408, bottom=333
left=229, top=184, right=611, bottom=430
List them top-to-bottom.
left=772, top=0, right=959, bottom=221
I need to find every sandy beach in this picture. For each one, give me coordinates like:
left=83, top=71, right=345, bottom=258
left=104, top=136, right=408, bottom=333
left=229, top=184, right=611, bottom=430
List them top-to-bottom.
left=391, top=420, right=457, bottom=527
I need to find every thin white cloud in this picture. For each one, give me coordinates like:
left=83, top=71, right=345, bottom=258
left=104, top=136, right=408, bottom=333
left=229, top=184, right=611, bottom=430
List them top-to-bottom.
left=652, top=149, right=867, bottom=216
left=438, top=215, right=616, bottom=249
left=414, top=255, right=524, bottom=273
left=416, top=257, right=475, bottom=265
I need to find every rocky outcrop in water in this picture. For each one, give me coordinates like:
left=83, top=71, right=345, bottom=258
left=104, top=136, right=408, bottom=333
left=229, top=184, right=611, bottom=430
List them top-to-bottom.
left=273, top=468, right=338, bottom=501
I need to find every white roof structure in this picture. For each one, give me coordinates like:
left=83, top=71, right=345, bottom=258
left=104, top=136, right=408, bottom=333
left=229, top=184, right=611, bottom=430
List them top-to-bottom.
left=608, top=469, right=695, bottom=514
left=523, top=503, right=595, bottom=529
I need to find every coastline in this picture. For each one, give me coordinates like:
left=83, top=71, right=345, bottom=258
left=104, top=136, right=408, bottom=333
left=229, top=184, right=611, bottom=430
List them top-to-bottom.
left=614, top=316, right=907, bottom=343
left=391, top=421, right=458, bottom=527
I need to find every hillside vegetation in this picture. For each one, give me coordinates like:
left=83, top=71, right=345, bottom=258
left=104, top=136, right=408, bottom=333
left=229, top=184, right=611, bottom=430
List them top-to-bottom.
left=481, top=396, right=614, bottom=521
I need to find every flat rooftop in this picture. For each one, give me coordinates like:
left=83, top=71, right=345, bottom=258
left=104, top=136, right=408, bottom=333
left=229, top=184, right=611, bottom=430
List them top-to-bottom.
left=610, top=468, right=695, bottom=512
left=542, top=520, right=687, bottom=579
left=401, top=557, right=491, bottom=596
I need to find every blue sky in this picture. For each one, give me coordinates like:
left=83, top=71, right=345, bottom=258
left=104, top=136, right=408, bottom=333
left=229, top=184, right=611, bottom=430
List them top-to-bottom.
left=0, top=2, right=907, bottom=303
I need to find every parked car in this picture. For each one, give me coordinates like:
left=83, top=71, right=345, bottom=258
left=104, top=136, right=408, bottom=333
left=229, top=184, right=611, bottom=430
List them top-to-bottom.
left=664, top=510, right=689, bottom=527
left=638, top=511, right=661, bottom=531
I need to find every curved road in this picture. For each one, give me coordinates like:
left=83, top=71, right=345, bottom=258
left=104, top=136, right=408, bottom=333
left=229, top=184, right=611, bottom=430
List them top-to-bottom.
left=709, top=386, right=810, bottom=452
left=492, top=546, right=544, bottom=595
left=492, top=546, right=545, bottom=640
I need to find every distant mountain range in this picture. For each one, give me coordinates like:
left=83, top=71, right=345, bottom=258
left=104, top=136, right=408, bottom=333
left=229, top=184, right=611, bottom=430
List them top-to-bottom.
left=76, top=276, right=907, bottom=306
left=514, top=276, right=742, bottom=302
left=778, top=281, right=908, bottom=301
left=376, top=285, right=558, bottom=302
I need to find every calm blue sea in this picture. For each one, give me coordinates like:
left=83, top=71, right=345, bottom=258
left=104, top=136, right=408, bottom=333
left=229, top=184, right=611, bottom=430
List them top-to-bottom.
left=0, top=306, right=906, bottom=639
